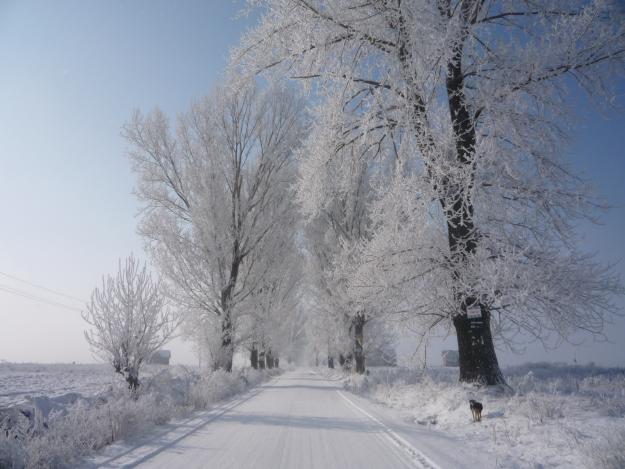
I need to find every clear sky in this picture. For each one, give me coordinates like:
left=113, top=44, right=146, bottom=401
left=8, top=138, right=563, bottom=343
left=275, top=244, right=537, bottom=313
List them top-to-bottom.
left=0, top=0, right=623, bottom=367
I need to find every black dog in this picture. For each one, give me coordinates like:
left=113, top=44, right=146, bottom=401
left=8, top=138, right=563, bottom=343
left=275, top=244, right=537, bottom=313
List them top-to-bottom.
left=469, top=399, right=483, bottom=422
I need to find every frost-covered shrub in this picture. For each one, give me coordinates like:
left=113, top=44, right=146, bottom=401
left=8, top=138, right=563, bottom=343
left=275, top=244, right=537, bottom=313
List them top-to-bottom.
left=337, top=363, right=625, bottom=468
left=0, top=366, right=278, bottom=469
left=189, top=368, right=278, bottom=409
left=190, top=370, right=246, bottom=408
left=343, top=374, right=370, bottom=394
left=22, top=391, right=180, bottom=469
left=516, top=393, right=565, bottom=424
left=584, top=429, right=625, bottom=469
left=0, top=435, right=25, bottom=469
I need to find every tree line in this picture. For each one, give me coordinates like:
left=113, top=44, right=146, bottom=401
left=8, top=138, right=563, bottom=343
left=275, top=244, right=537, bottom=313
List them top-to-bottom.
left=83, top=0, right=625, bottom=389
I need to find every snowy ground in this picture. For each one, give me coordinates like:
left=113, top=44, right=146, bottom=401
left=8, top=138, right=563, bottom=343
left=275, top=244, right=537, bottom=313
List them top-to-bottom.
left=0, top=363, right=119, bottom=408
left=2, top=363, right=624, bottom=468
left=337, top=363, right=625, bottom=468
left=0, top=364, right=279, bottom=468
left=82, top=369, right=492, bottom=469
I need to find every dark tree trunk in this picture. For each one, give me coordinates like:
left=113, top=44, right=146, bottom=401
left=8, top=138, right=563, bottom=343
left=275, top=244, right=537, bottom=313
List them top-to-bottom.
left=442, top=2, right=503, bottom=385
left=395, top=3, right=505, bottom=386
left=219, top=234, right=242, bottom=373
left=453, top=306, right=504, bottom=385
left=220, top=310, right=234, bottom=372
left=352, top=312, right=366, bottom=374
left=250, top=346, right=258, bottom=370
left=266, top=349, right=274, bottom=369
left=328, top=356, right=334, bottom=369
left=117, top=363, right=140, bottom=392
left=126, top=373, right=139, bottom=391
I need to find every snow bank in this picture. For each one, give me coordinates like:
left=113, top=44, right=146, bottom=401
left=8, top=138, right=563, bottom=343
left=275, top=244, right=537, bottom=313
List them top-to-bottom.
left=332, top=363, right=625, bottom=468
left=0, top=366, right=279, bottom=469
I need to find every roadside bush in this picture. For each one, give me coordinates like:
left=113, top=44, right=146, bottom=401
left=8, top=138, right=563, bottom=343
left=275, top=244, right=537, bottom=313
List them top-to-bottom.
left=331, top=363, right=625, bottom=468
left=0, top=367, right=278, bottom=469
left=585, top=428, right=625, bottom=469
left=0, top=435, right=25, bottom=469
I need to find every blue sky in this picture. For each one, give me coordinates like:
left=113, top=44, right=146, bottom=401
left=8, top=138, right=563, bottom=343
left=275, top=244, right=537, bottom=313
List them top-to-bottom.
left=0, top=0, right=623, bottom=366
left=0, top=0, right=256, bottom=364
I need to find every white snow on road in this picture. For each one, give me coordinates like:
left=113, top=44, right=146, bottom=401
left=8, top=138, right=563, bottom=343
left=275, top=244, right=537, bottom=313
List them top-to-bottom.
left=84, top=370, right=492, bottom=469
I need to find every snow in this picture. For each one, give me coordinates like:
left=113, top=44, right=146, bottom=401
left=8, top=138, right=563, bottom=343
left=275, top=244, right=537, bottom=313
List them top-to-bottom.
left=0, top=363, right=116, bottom=408
left=3, top=363, right=624, bottom=468
left=336, top=363, right=625, bottom=468
left=0, top=364, right=279, bottom=468
left=81, top=369, right=492, bottom=469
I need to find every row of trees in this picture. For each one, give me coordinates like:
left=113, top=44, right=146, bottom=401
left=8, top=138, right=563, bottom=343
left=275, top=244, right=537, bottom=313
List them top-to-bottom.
left=83, top=0, right=624, bottom=388
left=231, top=0, right=625, bottom=383
left=124, top=83, right=306, bottom=372
left=82, top=84, right=308, bottom=387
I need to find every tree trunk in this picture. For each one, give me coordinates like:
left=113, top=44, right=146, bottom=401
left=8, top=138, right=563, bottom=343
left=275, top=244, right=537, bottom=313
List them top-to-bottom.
left=396, top=4, right=505, bottom=386
left=441, top=6, right=505, bottom=386
left=219, top=235, right=241, bottom=373
left=453, top=305, right=504, bottom=385
left=219, top=310, right=234, bottom=372
left=352, top=312, right=366, bottom=374
left=250, top=346, right=258, bottom=369
left=266, top=349, right=274, bottom=369
left=342, top=353, right=353, bottom=371
left=328, top=356, right=334, bottom=369
left=125, top=369, right=140, bottom=391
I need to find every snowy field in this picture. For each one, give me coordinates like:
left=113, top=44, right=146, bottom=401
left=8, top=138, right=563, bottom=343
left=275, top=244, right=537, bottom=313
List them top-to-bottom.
left=0, top=363, right=119, bottom=408
left=337, top=363, right=625, bottom=468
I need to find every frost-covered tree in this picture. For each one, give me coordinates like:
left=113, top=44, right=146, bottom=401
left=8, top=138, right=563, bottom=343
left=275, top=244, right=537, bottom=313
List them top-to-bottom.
left=233, top=0, right=625, bottom=384
left=125, top=82, right=305, bottom=371
left=300, top=141, right=382, bottom=373
left=243, top=206, right=303, bottom=369
left=82, top=255, right=177, bottom=389
left=303, top=292, right=342, bottom=368
left=363, top=318, right=398, bottom=367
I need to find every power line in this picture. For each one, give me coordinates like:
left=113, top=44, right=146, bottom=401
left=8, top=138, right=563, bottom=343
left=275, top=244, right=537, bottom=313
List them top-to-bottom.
left=0, top=271, right=86, bottom=303
left=0, top=284, right=83, bottom=312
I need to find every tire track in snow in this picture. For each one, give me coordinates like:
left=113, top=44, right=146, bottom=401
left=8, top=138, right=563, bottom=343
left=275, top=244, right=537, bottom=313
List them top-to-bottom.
left=337, top=390, right=441, bottom=469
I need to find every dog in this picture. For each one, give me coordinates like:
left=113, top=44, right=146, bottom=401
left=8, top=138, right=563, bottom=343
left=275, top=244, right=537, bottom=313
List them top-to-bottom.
left=469, top=399, right=483, bottom=422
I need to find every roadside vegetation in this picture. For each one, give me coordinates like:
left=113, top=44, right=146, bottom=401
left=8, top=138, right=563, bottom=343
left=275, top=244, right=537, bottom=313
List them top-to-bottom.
left=329, top=363, right=625, bottom=468
left=0, top=366, right=279, bottom=469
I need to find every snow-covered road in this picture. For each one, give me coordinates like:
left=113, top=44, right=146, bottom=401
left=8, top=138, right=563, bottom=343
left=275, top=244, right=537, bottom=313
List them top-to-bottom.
left=87, top=370, right=492, bottom=469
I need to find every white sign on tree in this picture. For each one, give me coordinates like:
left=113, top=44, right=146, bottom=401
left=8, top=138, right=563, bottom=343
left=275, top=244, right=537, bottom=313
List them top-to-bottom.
left=467, top=306, right=482, bottom=320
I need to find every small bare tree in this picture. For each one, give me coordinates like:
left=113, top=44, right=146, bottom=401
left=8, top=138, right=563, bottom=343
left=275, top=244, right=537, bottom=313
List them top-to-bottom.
left=82, top=254, right=178, bottom=390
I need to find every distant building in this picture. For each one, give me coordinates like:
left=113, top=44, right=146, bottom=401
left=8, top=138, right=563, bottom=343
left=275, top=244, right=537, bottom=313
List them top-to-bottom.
left=149, top=350, right=171, bottom=365
left=441, top=350, right=459, bottom=367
